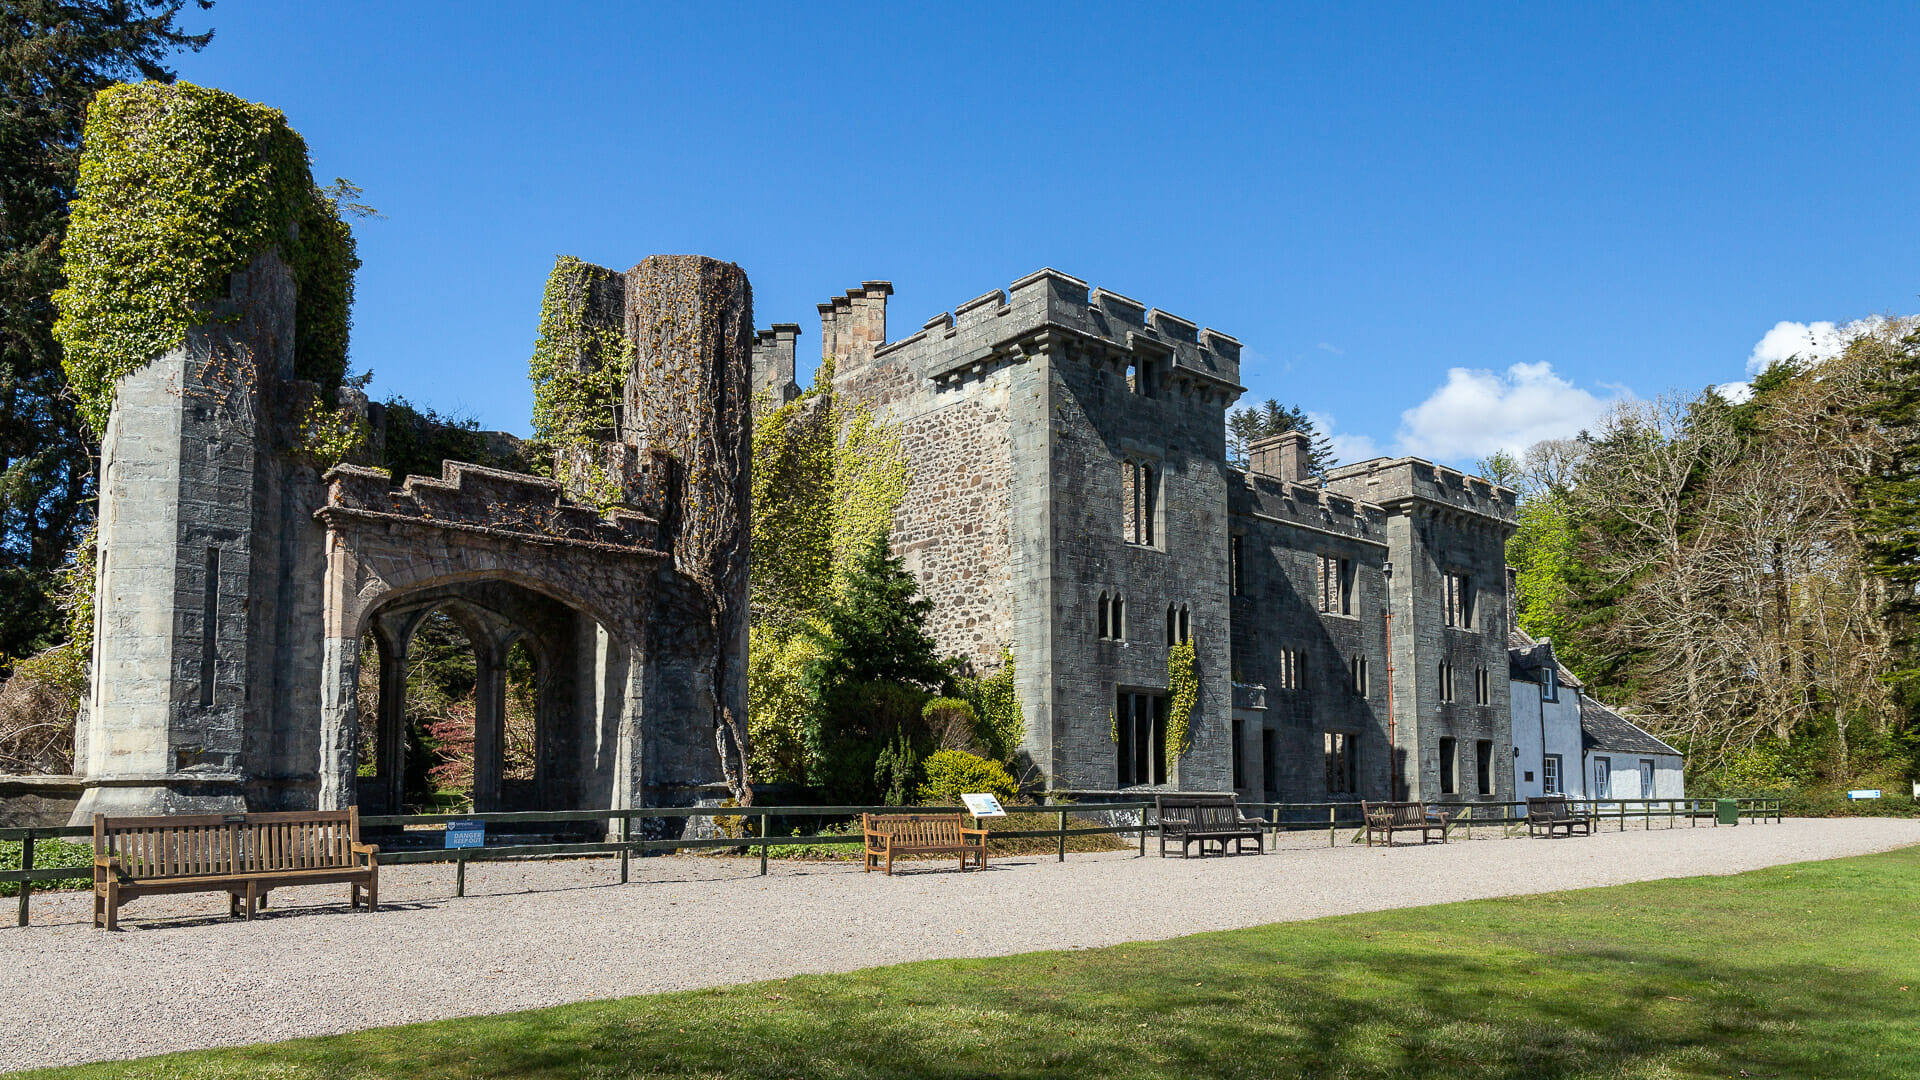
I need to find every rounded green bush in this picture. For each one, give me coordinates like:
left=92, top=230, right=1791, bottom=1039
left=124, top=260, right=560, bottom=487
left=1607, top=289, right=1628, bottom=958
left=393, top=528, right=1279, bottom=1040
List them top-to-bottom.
left=915, top=749, right=1017, bottom=807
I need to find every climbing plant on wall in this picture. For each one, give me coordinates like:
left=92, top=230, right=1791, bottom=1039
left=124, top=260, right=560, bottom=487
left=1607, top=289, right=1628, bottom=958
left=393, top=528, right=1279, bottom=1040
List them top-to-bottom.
left=52, top=81, right=358, bottom=434
left=528, top=256, right=634, bottom=503
left=1167, top=638, right=1197, bottom=763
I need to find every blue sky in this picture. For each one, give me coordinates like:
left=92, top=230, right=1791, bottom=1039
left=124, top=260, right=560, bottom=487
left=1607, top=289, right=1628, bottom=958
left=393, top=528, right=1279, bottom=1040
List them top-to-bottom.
left=169, top=3, right=1918, bottom=467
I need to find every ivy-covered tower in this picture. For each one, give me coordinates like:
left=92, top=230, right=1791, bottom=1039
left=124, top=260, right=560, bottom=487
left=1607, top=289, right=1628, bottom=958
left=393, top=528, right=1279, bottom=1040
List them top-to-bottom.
left=56, top=83, right=357, bottom=818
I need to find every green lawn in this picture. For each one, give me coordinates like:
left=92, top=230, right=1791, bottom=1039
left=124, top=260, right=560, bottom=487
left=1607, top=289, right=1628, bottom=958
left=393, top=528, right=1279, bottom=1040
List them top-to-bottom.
left=18, top=846, right=1920, bottom=1080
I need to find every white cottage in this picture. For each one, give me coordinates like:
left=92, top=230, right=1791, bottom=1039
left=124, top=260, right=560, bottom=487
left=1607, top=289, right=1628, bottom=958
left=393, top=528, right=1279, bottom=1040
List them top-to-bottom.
left=1508, top=627, right=1684, bottom=803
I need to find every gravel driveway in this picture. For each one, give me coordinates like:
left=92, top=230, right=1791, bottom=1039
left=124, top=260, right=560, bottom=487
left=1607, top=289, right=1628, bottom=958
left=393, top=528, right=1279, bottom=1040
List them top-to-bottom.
left=4, top=816, right=1916, bottom=1072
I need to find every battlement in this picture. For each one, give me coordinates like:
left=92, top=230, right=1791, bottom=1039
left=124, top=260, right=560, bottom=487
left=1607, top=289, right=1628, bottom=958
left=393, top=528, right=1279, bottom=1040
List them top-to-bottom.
left=871, top=268, right=1244, bottom=403
left=1321, top=456, right=1518, bottom=525
left=319, top=461, right=665, bottom=552
left=1231, top=466, right=1388, bottom=544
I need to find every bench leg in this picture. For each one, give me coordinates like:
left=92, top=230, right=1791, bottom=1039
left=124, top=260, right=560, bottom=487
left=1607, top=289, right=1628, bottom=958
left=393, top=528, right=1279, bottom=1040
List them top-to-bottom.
left=367, top=866, right=379, bottom=912
left=104, top=881, right=119, bottom=932
left=244, top=881, right=256, bottom=921
left=93, top=887, right=105, bottom=929
left=230, top=891, right=243, bottom=918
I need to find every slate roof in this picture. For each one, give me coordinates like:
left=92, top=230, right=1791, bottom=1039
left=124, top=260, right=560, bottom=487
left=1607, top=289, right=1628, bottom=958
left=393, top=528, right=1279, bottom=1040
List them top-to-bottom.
left=1506, top=627, right=1583, bottom=688
left=1579, top=697, right=1682, bottom=756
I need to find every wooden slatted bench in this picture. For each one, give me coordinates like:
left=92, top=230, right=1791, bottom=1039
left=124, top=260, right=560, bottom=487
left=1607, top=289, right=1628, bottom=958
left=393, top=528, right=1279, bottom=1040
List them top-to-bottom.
left=1156, top=793, right=1264, bottom=858
left=1526, top=796, right=1595, bottom=838
left=1361, top=800, right=1451, bottom=847
left=93, top=808, right=379, bottom=930
left=862, top=813, right=988, bottom=875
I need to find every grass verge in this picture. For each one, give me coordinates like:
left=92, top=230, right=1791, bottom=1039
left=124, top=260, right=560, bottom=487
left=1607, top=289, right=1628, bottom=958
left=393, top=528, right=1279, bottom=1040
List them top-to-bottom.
left=14, top=846, right=1920, bottom=1079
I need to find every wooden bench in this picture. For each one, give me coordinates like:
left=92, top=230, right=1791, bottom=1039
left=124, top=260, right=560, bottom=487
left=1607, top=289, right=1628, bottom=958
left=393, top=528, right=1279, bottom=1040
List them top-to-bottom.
left=1156, top=793, right=1264, bottom=858
left=1526, top=796, right=1595, bottom=838
left=1361, top=800, right=1451, bottom=846
left=93, top=808, right=379, bottom=930
left=862, top=813, right=988, bottom=875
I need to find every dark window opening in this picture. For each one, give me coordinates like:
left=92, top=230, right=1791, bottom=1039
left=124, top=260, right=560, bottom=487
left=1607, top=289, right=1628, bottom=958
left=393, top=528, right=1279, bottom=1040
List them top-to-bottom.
left=199, top=547, right=220, bottom=707
left=1445, top=571, right=1474, bottom=629
left=1099, top=592, right=1111, bottom=639
left=1349, top=656, right=1370, bottom=697
left=1474, top=666, right=1490, bottom=705
left=1115, top=690, right=1168, bottom=786
left=1232, top=718, right=1245, bottom=789
left=1262, top=727, right=1277, bottom=797
left=1325, top=731, right=1356, bottom=794
left=1439, top=736, right=1458, bottom=795
left=1476, top=739, right=1494, bottom=796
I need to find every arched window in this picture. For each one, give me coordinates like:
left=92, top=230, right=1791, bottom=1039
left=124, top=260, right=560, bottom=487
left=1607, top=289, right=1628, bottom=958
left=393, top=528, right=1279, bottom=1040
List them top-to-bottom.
left=1098, top=592, right=1111, bottom=640
left=1113, top=594, right=1126, bottom=641
left=1166, top=604, right=1177, bottom=646
left=1178, top=604, right=1190, bottom=643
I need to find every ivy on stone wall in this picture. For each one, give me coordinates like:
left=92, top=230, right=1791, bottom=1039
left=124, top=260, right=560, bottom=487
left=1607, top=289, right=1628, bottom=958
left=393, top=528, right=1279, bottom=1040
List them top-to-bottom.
left=52, top=81, right=357, bottom=433
left=528, top=256, right=634, bottom=501
left=1167, top=638, right=1197, bottom=764
left=958, top=647, right=1023, bottom=766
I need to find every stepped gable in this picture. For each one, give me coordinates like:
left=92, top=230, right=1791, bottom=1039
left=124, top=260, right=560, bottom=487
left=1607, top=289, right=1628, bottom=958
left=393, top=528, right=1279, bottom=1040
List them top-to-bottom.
left=320, top=461, right=663, bottom=553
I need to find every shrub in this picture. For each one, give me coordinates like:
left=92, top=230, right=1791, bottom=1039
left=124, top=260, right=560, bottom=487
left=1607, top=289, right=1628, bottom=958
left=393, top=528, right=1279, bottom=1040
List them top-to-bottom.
left=0, top=643, right=86, bottom=774
left=922, top=697, right=983, bottom=755
left=915, top=750, right=1017, bottom=807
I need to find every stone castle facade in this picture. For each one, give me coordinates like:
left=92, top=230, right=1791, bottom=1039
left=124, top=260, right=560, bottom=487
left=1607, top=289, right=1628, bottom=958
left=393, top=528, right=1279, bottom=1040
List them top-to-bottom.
left=760, top=270, right=1518, bottom=804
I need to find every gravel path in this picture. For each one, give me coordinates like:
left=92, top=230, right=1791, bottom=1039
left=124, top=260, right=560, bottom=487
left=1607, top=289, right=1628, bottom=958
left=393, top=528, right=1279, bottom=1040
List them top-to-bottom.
left=4, top=816, right=1916, bottom=1071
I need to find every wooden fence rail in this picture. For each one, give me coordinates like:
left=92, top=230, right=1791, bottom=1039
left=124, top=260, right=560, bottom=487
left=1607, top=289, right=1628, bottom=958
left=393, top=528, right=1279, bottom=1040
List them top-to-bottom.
left=3, top=796, right=1787, bottom=923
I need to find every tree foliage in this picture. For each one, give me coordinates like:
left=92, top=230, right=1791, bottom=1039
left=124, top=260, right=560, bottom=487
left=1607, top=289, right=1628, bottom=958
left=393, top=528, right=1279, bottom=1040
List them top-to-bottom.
left=0, top=1, right=212, bottom=665
left=1527, top=317, right=1920, bottom=791
left=1226, top=398, right=1335, bottom=475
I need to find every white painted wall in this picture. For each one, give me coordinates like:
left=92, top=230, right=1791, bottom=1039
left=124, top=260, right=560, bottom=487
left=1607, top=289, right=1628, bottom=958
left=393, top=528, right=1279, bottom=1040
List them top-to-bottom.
left=1509, top=676, right=1585, bottom=801
left=1584, top=752, right=1684, bottom=801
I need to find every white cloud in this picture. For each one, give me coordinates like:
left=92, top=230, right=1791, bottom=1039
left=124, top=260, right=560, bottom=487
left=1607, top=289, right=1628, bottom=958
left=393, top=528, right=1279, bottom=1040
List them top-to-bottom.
left=1745, top=317, right=1884, bottom=375
left=1315, top=342, right=1344, bottom=355
left=1393, top=361, right=1624, bottom=463
left=1305, top=410, right=1379, bottom=464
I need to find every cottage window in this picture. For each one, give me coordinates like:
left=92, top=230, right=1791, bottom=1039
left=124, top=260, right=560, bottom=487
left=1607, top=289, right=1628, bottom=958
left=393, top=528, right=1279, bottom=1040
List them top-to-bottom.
left=1444, top=572, right=1474, bottom=629
left=1541, top=668, right=1557, bottom=702
left=1115, top=690, right=1167, bottom=786
left=1325, top=731, right=1356, bottom=794
left=1439, top=736, right=1458, bottom=795
left=1476, top=739, right=1494, bottom=796
left=1542, top=754, right=1562, bottom=794
left=1594, top=756, right=1612, bottom=798
left=1639, top=759, right=1654, bottom=799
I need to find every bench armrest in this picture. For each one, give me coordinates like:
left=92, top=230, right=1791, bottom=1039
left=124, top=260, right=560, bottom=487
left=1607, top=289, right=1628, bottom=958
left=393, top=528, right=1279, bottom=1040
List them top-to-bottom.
left=960, top=828, right=989, bottom=838
left=352, top=842, right=379, bottom=860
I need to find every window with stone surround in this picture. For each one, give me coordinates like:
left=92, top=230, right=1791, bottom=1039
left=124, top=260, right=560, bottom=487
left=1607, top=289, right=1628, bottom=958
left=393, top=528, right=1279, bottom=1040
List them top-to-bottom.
left=1122, top=459, right=1159, bottom=547
left=1318, top=554, right=1352, bottom=615
left=1444, top=571, right=1474, bottom=629
left=1099, top=592, right=1127, bottom=640
left=1165, top=603, right=1190, bottom=646
left=1348, top=655, right=1369, bottom=697
left=1439, top=661, right=1456, bottom=703
left=1474, top=666, right=1490, bottom=705
left=1115, top=689, right=1167, bottom=786
left=1325, top=731, right=1356, bottom=794
left=1439, top=736, right=1458, bottom=795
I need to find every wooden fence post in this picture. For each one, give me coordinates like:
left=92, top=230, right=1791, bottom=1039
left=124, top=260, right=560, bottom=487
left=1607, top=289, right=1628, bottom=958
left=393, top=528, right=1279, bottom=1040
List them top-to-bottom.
left=1138, top=806, right=1147, bottom=858
left=1328, top=807, right=1335, bottom=848
left=1057, top=809, right=1067, bottom=862
left=760, top=810, right=770, bottom=876
left=619, top=814, right=630, bottom=884
left=15, top=831, right=32, bottom=927
left=456, top=850, right=466, bottom=898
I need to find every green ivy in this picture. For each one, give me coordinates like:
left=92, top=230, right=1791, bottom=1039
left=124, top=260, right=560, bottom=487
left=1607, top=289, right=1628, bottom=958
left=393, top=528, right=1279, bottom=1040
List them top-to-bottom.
left=52, top=81, right=357, bottom=433
left=528, top=256, right=634, bottom=503
left=1167, top=638, right=1197, bottom=763
left=959, top=647, right=1024, bottom=765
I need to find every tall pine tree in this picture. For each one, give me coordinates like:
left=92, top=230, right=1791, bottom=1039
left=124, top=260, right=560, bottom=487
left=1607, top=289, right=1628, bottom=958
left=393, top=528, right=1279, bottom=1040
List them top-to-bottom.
left=0, top=2, right=213, bottom=663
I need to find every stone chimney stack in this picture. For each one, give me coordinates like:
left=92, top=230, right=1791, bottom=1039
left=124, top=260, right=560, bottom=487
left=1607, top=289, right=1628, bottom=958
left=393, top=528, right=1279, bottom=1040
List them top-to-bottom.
left=818, top=281, right=892, bottom=375
left=751, top=322, right=801, bottom=407
left=1249, top=430, right=1314, bottom=484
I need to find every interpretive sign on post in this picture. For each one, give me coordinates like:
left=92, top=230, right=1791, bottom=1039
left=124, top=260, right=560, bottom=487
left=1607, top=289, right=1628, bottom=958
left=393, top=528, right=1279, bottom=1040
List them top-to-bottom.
left=1846, top=789, right=1882, bottom=801
left=960, top=793, right=1007, bottom=817
left=444, top=820, right=485, bottom=848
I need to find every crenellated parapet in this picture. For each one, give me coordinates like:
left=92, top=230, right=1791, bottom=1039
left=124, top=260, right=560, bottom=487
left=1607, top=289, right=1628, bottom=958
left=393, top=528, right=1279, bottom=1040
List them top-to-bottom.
left=870, top=268, right=1245, bottom=405
left=1322, top=456, right=1518, bottom=530
left=319, top=461, right=665, bottom=553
